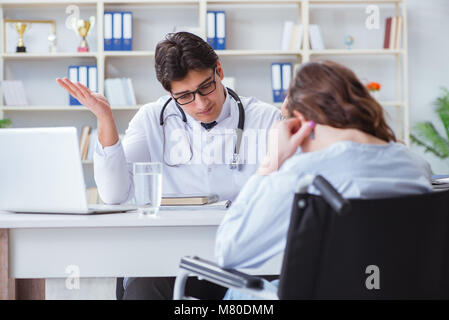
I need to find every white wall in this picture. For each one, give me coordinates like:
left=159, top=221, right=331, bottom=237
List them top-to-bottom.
left=407, top=0, right=449, bottom=174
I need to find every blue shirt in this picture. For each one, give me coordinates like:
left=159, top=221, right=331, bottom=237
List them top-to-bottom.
left=215, top=141, right=433, bottom=269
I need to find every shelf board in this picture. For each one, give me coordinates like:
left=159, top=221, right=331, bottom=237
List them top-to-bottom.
left=103, top=0, right=199, bottom=4
left=208, top=0, right=301, bottom=4
left=309, top=0, right=402, bottom=4
left=217, top=49, right=302, bottom=56
left=309, top=49, right=403, bottom=55
left=104, top=51, right=155, bottom=57
left=1, top=52, right=98, bottom=59
left=0, top=105, right=142, bottom=111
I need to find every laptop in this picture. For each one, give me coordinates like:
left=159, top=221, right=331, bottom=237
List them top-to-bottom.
left=0, top=127, right=136, bottom=214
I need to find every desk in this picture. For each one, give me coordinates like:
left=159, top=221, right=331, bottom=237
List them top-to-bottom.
left=0, top=210, right=281, bottom=300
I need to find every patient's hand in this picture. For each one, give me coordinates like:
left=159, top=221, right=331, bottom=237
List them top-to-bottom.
left=56, top=77, right=112, bottom=120
left=257, top=119, right=314, bottom=175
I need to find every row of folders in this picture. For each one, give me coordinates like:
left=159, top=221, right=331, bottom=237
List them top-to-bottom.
left=104, top=11, right=133, bottom=51
left=66, top=63, right=290, bottom=105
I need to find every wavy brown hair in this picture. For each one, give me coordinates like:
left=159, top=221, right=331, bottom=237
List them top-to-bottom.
left=287, top=60, right=396, bottom=142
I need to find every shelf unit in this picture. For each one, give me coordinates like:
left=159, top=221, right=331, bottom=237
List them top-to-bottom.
left=0, top=0, right=409, bottom=146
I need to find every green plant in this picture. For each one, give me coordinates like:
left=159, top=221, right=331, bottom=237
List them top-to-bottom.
left=410, top=88, right=449, bottom=159
left=0, top=118, right=11, bottom=128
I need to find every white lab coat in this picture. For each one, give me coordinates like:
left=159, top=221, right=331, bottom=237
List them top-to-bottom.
left=94, top=89, right=281, bottom=204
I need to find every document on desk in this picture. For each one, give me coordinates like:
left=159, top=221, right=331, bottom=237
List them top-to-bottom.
left=159, top=200, right=231, bottom=211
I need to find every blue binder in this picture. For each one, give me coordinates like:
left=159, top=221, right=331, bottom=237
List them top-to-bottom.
left=207, top=11, right=216, bottom=49
left=215, top=11, right=226, bottom=50
left=104, top=12, right=113, bottom=51
left=112, top=12, right=123, bottom=50
left=122, top=12, right=133, bottom=51
left=271, top=63, right=283, bottom=103
left=281, top=63, right=292, bottom=101
left=88, top=65, right=98, bottom=93
left=68, top=66, right=81, bottom=106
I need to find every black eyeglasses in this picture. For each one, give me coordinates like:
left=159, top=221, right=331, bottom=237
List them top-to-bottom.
left=172, top=68, right=217, bottom=105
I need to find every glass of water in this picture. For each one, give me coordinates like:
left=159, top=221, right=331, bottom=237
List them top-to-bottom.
left=133, top=162, right=162, bottom=215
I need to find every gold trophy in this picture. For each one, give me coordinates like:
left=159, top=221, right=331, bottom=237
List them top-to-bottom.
left=72, top=16, right=95, bottom=52
left=13, top=22, right=31, bottom=53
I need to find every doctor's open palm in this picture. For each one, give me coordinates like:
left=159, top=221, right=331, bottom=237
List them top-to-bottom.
left=56, top=77, right=112, bottom=119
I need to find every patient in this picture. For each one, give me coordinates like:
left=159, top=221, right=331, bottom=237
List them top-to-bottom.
left=215, top=60, right=433, bottom=299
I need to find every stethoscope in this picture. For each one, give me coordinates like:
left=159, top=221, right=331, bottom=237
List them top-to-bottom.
left=159, top=87, right=245, bottom=170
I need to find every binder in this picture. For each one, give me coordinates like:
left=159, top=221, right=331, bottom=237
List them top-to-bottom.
left=207, top=11, right=216, bottom=48
left=216, top=11, right=226, bottom=50
left=104, top=12, right=113, bottom=51
left=112, top=12, right=122, bottom=50
left=122, top=12, right=132, bottom=51
left=309, top=24, right=325, bottom=50
left=271, top=63, right=282, bottom=103
left=281, top=63, right=292, bottom=101
left=78, top=65, right=88, bottom=88
left=68, top=66, right=81, bottom=106
left=88, top=66, right=97, bottom=92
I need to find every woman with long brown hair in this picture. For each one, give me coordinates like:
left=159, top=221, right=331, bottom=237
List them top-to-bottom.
left=215, top=60, right=433, bottom=299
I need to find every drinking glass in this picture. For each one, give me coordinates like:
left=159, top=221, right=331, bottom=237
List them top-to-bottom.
left=133, top=162, right=162, bottom=215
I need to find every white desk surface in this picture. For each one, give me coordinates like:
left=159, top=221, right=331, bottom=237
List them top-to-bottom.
left=0, top=209, right=282, bottom=279
left=0, top=210, right=226, bottom=229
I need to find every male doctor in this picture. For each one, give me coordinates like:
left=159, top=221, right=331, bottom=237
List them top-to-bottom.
left=57, top=32, right=281, bottom=299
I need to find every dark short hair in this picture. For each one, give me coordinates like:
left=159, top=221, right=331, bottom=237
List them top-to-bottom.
left=155, top=32, right=219, bottom=92
left=287, top=60, right=396, bottom=142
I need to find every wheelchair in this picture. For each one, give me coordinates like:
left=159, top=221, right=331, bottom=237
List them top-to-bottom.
left=174, top=175, right=449, bottom=300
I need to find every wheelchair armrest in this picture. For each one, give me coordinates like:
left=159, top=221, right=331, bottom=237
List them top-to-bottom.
left=179, top=256, right=264, bottom=290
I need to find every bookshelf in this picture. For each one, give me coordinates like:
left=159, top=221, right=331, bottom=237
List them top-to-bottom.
left=0, top=0, right=409, bottom=186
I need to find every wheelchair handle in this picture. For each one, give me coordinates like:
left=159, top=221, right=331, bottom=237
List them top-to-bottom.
left=313, top=175, right=351, bottom=216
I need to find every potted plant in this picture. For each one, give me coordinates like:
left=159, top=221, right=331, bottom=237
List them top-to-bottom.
left=366, top=81, right=381, bottom=100
left=410, top=88, right=449, bottom=161
left=0, top=118, right=11, bottom=128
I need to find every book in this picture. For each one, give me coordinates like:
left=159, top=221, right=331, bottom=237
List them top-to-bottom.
left=207, top=11, right=216, bottom=48
left=215, top=11, right=226, bottom=50
left=104, top=12, right=113, bottom=51
left=113, top=12, right=122, bottom=50
left=122, top=12, right=133, bottom=51
left=395, top=16, right=403, bottom=49
left=383, top=17, right=392, bottom=49
left=389, top=17, right=397, bottom=50
left=281, top=21, right=294, bottom=51
left=289, top=24, right=303, bottom=50
left=309, top=24, right=325, bottom=50
left=271, top=63, right=282, bottom=103
left=68, top=66, right=81, bottom=105
left=105, top=77, right=136, bottom=106
left=1, top=80, right=28, bottom=106
left=79, top=126, right=91, bottom=159
left=161, top=194, right=219, bottom=206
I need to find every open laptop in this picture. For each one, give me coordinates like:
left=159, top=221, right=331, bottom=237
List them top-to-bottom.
left=0, top=127, right=136, bottom=214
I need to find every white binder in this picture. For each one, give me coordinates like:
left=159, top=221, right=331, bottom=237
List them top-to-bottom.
left=88, top=66, right=97, bottom=92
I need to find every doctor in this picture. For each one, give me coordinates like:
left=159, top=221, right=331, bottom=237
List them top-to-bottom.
left=56, top=32, right=281, bottom=299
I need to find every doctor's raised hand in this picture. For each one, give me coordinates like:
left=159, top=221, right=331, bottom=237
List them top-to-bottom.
left=56, top=77, right=119, bottom=147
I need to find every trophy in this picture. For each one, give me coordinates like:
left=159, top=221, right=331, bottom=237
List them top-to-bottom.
left=72, top=16, right=95, bottom=52
left=12, top=22, right=31, bottom=53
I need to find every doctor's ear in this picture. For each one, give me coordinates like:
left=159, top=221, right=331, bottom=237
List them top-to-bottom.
left=216, top=61, right=224, bottom=80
